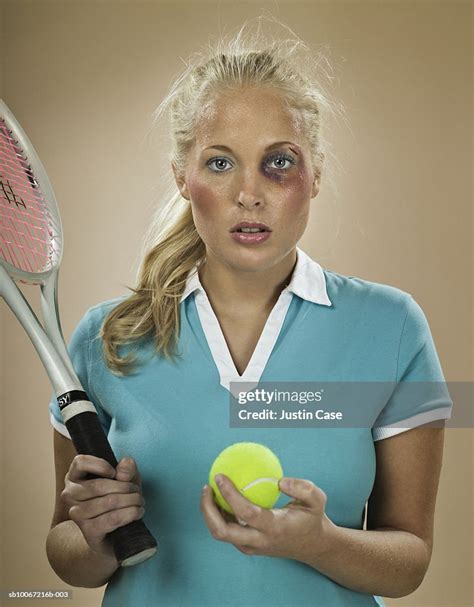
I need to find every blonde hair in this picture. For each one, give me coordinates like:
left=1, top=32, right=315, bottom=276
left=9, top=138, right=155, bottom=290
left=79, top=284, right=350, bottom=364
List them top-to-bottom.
left=101, top=15, right=345, bottom=375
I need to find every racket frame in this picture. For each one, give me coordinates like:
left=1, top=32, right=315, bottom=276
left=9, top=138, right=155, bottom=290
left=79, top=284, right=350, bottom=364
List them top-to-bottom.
left=0, top=99, right=158, bottom=566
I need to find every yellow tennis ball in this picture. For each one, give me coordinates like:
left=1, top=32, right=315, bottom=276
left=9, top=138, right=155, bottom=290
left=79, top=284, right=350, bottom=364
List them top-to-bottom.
left=209, top=442, right=283, bottom=515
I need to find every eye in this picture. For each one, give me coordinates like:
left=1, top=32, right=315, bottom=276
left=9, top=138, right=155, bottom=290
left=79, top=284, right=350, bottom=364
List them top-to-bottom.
left=266, top=153, right=296, bottom=170
left=206, top=157, right=232, bottom=172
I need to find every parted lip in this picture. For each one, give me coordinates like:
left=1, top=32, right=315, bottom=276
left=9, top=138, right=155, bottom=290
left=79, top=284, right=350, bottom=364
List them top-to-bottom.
left=230, top=221, right=272, bottom=232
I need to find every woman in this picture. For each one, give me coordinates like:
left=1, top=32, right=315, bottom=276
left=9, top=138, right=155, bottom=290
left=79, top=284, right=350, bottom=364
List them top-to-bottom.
left=46, top=22, right=452, bottom=607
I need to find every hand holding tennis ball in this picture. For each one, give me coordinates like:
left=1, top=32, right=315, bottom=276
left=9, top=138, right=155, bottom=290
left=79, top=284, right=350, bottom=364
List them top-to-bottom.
left=203, top=442, right=332, bottom=562
left=209, top=442, right=283, bottom=515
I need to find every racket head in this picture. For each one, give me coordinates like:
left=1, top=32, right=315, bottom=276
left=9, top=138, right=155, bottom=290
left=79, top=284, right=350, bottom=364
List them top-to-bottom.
left=0, top=99, right=63, bottom=285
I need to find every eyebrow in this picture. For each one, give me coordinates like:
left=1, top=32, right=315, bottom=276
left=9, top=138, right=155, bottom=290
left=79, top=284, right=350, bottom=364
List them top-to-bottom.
left=203, top=141, right=300, bottom=154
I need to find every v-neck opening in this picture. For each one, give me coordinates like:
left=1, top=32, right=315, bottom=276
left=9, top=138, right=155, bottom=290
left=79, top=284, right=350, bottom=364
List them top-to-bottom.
left=192, top=287, right=294, bottom=392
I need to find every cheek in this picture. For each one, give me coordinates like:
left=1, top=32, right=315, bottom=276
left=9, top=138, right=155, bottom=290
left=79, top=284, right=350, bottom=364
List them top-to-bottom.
left=277, top=160, right=313, bottom=213
left=186, top=178, right=226, bottom=242
left=187, top=179, right=220, bottom=217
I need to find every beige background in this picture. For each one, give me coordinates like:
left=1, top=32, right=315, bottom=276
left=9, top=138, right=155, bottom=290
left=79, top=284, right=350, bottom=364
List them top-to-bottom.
left=1, top=1, right=472, bottom=606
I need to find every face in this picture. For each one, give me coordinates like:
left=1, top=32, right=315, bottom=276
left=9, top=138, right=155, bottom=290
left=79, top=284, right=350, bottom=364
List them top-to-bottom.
left=172, top=87, right=320, bottom=273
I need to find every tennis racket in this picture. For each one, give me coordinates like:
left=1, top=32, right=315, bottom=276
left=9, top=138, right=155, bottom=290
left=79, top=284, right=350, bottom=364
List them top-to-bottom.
left=0, top=99, right=157, bottom=567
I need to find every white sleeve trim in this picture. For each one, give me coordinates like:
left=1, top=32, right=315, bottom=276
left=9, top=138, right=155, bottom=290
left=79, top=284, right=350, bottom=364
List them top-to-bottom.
left=372, top=405, right=452, bottom=442
left=50, top=411, right=72, bottom=440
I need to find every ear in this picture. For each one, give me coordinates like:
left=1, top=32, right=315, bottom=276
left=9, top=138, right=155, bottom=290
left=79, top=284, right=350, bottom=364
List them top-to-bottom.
left=311, top=154, right=324, bottom=198
left=171, top=162, right=190, bottom=201
left=311, top=176, right=320, bottom=199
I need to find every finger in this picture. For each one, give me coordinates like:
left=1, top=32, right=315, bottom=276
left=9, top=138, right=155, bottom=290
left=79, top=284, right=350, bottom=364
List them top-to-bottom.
left=67, top=455, right=116, bottom=483
left=114, top=456, right=142, bottom=486
left=213, top=474, right=273, bottom=532
left=64, top=478, right=141, bottom=503
left=278, top=478, right=327, bottom=509
left=201, top=484, right=262, bottom=546
left=69, top=490, right=145, bottom=521
left=281, top=498, right=305, bottom=509
left=80, top=504, right=145, bottom=538
left=234, top=543, right=258, bottom=556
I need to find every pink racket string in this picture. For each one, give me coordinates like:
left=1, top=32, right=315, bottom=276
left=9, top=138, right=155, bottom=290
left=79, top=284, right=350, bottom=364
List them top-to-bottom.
left=0, top=117, right=60, bottom=281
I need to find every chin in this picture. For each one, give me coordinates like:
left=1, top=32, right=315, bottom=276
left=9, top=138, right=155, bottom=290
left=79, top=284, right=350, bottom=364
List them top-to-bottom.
left=224, top=245, right=283, bottom=272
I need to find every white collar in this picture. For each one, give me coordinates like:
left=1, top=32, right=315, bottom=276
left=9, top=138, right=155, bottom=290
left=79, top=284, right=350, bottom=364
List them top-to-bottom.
left=180, top=246, right=332, bottom=306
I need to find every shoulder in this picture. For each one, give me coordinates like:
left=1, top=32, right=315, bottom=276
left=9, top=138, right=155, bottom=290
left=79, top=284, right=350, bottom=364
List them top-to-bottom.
left=322, top=268, right=414, bottom=320
left=79, top=295, right=129, bottom=338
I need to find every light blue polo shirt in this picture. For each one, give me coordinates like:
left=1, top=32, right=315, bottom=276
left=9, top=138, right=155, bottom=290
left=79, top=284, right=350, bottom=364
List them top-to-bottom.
left=49, top=247, right=452, bottom=607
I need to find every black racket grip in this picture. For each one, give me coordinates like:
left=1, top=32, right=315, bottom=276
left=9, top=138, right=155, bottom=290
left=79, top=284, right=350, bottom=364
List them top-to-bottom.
left=62, top=406, right=158, bottom=567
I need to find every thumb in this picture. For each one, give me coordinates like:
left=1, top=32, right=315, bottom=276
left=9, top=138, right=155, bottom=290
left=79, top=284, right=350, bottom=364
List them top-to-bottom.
left=115, top=456, right=140, bottom=485
left=278, top=477, right=327, bottom=509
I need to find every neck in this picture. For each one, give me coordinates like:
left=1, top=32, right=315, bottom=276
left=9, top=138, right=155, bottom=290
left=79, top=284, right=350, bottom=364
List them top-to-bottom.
left=198, top=248, right=297, bottom=316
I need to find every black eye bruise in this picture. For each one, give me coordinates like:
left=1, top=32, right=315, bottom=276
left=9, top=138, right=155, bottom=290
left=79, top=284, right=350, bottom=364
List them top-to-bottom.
left=264, top=168, right=285, bottom=182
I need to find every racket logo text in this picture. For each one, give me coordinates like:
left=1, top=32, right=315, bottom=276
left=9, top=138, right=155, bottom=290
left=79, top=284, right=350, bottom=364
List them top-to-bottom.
left=0, top=176, right=27, bottom=209
left=58, top=389, right=89, bottom=410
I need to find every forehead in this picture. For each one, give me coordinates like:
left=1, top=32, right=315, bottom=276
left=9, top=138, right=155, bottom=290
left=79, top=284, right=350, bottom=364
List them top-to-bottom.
left=194, top=87, right=304, bottom=148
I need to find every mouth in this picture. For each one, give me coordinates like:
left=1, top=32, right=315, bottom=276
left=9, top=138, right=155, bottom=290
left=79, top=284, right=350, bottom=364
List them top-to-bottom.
left=229, top=222, right=272, bottom=245
left=230, top=222, right=272, bottom=233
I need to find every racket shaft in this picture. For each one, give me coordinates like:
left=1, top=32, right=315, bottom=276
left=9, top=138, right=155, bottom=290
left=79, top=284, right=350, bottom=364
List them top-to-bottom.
left=0, top=265, right=79, bottom=394
left=40, top=269, right=79, bottom=383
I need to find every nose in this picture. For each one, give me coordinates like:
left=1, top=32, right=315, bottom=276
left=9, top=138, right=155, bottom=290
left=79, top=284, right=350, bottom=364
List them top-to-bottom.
left=236, top=169, right=265, bottom=209
left=238, top=195, right=262, bottom=209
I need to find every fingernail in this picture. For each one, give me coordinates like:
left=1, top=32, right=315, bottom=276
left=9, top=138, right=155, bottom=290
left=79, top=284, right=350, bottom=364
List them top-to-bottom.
left=215, top=474, right=224, bottom=486
left=279, top=477, right=292, bottom=491
left=202, top=484, right=208, bottom=495
left=236, top=517, right=248, bottom=527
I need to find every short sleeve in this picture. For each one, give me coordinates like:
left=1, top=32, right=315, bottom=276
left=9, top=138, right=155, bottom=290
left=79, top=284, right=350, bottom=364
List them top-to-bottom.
left=372, top=295, right=453, bottom=442
left=48, top=308, right=111, bottom=439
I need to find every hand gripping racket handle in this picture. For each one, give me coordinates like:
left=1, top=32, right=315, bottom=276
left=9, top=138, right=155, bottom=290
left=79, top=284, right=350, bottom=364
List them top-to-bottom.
left=59, top=390, right=158, bottom=567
